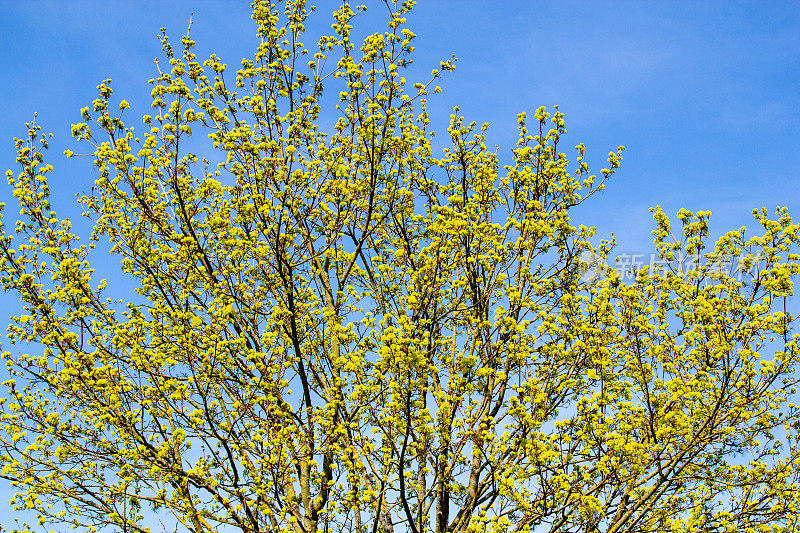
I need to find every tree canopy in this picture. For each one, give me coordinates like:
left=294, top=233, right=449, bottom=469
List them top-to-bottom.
left=1, top=1, right=799, bottom=533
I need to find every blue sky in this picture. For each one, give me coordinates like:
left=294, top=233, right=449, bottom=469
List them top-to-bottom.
left=1, top=0, right=800, bottom=525
left=1, top=1, right=799, bottom=250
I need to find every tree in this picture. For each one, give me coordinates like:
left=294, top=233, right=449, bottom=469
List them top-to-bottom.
left=1, top=1, right=799, bottom=532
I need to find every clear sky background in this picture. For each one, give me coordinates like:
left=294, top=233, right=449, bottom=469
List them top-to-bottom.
left=0, top=0, right=799, bottom=524
left=2, top=0, right=800, bottom=252
left=2, top=1, right=799, bottom=253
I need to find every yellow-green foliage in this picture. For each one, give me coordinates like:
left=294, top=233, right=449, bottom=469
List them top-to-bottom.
left=0, top=2, right=798, bottom=533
